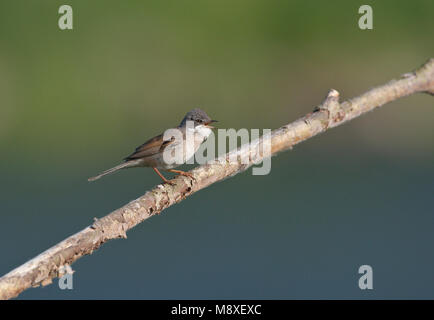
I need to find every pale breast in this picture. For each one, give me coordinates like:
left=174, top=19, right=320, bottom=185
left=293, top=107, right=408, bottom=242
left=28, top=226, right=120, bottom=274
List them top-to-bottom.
left=152, top=125, right=212, bottom=169
left=151, top=135, right=203, bottom=169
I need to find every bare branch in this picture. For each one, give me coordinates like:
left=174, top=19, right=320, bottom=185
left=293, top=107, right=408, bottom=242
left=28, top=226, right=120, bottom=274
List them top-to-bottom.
left=0, top=58, right=433, bottom=300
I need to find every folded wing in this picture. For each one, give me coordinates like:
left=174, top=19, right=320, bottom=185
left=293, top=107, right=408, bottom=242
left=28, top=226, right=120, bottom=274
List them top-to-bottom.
left=124, top=134, right=175, bottom=161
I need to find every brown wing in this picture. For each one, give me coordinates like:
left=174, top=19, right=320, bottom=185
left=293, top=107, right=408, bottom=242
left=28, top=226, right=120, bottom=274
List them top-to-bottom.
left=124, top=134, right=174, bottom=161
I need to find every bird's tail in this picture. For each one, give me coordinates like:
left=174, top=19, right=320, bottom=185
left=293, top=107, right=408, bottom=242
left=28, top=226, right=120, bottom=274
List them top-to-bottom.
left=88, top=161, right=137, bottom=182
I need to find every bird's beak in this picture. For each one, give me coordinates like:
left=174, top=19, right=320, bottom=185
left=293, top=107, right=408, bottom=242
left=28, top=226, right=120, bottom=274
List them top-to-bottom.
left=205, top=120, right=218, bottom=129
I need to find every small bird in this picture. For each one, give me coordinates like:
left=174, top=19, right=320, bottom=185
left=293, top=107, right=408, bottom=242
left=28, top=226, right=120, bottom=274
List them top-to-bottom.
left=88, top=108, right=217, bottom=184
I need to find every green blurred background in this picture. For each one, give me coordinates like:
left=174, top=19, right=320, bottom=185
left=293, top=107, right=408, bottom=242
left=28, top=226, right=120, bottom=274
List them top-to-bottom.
left=0, top=0, right=433, bottom=299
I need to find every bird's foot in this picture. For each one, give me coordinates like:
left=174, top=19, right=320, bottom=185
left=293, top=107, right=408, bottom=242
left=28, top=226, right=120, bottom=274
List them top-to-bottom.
left=153, top=167, right=175, bottom=186
left=167, top=169, right=196, bottom=181
left=162, top=178, right=175, bottom=186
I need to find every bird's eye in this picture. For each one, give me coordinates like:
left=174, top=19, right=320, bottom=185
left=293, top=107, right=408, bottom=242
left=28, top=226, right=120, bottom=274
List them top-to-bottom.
left=197, top=119, right=202, bottom=123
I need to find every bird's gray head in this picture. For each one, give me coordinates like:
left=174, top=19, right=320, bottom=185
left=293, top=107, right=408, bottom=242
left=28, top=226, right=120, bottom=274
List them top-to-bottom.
left=179, top=108, right=217, bottom=128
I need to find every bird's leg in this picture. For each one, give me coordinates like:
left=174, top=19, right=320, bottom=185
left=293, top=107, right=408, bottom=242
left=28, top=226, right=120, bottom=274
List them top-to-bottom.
left=153, top=167, right=174, bottom=185
left=167, top=169, right=195, bottom=180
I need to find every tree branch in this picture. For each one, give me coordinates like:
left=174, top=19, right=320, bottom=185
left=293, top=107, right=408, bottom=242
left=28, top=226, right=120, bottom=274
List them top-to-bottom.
left=1, top=58, right=433, bottom=300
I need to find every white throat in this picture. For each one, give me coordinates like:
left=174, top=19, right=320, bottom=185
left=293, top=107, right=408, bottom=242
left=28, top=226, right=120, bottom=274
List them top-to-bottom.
left=190, top=125, right=212, bottom=139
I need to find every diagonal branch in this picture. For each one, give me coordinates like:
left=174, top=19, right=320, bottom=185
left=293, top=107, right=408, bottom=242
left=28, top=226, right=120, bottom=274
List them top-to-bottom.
left=0, top=58, right=433, bottom=300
